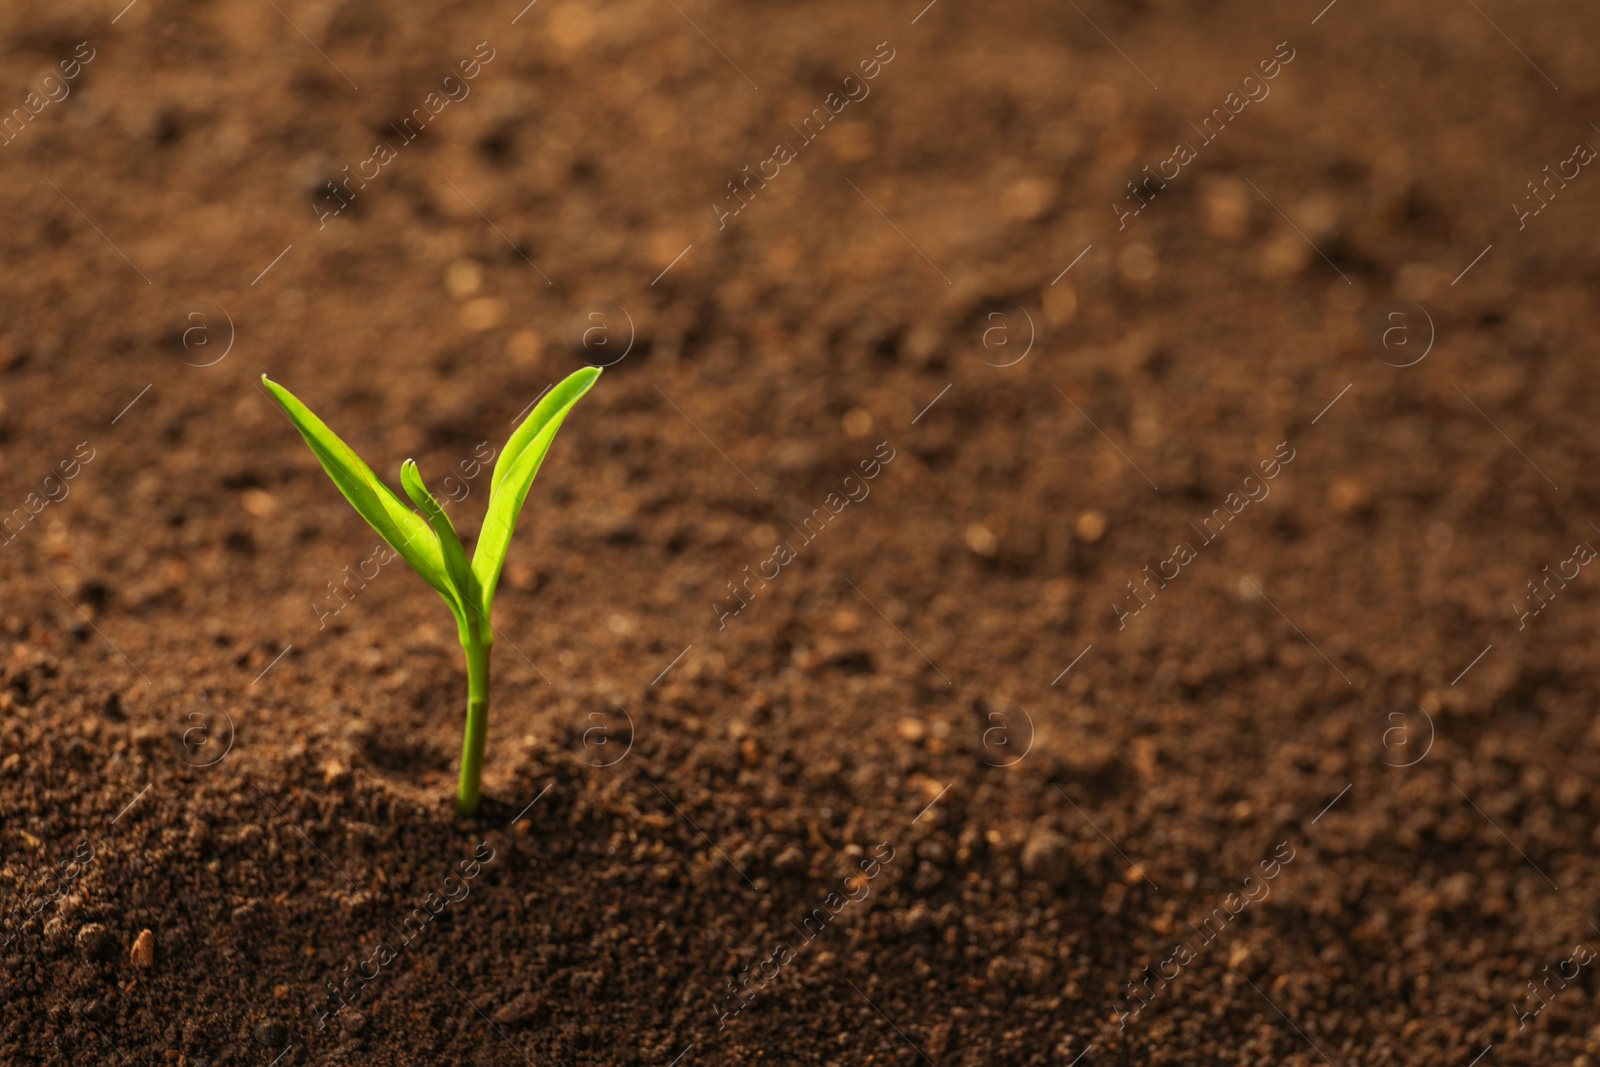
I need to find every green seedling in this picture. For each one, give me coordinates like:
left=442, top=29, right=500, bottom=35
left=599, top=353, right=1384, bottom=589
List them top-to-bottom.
left=261, top=367, right=602, bottom=816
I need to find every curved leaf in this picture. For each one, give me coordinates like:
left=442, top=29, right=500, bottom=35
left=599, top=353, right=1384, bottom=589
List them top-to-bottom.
left=473, top=367, right=602, bottom=613
left=491, top=367, right=602, bottom=495
left=261, top=375, right=457, bottom=611
left=401, top=458, right=480, bottom=636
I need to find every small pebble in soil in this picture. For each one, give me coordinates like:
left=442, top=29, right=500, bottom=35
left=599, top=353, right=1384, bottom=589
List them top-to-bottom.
left=1075, top=510, right=1107, bottom=542
left=964, top=523, right=998, bottom=557
left=1020, top=830, right=1072, bottom=888
left=773, top=845, right=807, bottom=874
left=899, top=902, right=935, bottom=935
left=42, top=916, right=71, bottom=948
left=75, top=922, right=114, bottom=959
left=131, top=928, right=155, bottom=967
left=493, top=992, right=537, bottom=1025
left=340, top=1010, right=366, bottom=1033
left=254, top=1019, right=287, bottom=1046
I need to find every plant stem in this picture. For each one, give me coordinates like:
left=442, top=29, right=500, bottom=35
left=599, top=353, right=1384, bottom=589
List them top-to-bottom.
left=456, top=639, right=492, bottom=817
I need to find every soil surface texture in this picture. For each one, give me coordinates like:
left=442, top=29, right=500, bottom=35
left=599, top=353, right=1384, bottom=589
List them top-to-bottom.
left=2, top=0, right=1599, bottom=1064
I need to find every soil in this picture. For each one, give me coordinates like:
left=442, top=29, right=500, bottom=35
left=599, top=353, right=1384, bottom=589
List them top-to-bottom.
left=3, top=0, right=1599, bottom=1063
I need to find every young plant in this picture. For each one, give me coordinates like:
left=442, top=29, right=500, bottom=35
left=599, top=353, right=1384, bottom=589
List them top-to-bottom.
left=261, top=367, right=602, bottom=816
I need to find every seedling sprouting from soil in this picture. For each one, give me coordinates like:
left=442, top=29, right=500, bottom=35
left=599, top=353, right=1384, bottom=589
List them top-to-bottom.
left=262, top=367, right=602, bottom=816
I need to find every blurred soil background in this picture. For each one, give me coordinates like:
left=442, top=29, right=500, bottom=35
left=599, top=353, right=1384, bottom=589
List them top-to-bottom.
left=3, top=0, right=1600, bottom=1063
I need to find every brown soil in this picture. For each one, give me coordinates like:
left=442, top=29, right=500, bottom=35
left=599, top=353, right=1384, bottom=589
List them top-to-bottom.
left=3, top=0, right=1599, bottom=1063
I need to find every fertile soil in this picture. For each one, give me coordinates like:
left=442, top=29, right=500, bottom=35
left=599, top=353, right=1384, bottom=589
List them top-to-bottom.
left=4, top=0, right=1600, bottom=1063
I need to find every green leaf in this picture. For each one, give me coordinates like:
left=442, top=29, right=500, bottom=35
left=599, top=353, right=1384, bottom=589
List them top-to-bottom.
left=473, top=367, right=602, bottom=614
left=491, top=367, right=603, bottom=495
left=261, top=375, right=459, bottom=615
left=400, top=458, right=480, bottom=636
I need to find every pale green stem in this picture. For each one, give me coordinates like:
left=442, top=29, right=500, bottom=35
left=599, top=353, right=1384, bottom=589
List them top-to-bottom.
left=456, top=638, right=492, bottom=817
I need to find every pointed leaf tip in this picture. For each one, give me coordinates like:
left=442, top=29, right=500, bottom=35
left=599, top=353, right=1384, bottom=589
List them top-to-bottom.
left=473, top=365, right=603, bottom=614
left=400, top=457, right=479, bottom=639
